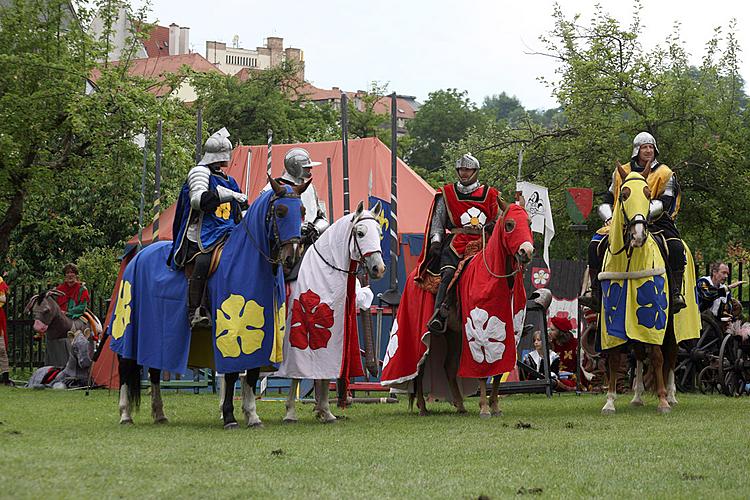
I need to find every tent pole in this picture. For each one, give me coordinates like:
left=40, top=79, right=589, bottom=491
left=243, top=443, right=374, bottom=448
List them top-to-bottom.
left=152, top=117, right=162, bottom=242
left=137, top=131, right=147, bottom=250
left=326, top=157, right=334, bottom=223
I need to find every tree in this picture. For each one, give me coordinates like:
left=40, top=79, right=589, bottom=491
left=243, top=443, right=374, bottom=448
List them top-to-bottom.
left=0, top=0, right=196, bottom=294
left=446, top=2, right=750, bottom=262
left=191, top=62, right=340, bottom=146
left=347, top=81, right=389, bottom=139
left=406, top=88, right=487, bottom=171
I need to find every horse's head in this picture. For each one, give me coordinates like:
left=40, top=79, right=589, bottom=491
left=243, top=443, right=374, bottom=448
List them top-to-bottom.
left=616, top=162, right=651, bottom=249
left=268, top=176, right=310, bottom=276
left=499, top=197, right=534, bottom=266
left=350, top=200, right=386, bottom=280
left=24, top=290, right=64, bottom=335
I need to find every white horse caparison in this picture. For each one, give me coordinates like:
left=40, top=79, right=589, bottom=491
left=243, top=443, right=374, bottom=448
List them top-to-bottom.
left=280, top=201, right=386, bottom=423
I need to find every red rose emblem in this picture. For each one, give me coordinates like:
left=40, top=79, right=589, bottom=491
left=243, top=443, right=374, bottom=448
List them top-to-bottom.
left=289, top=289, right=335, bottom=350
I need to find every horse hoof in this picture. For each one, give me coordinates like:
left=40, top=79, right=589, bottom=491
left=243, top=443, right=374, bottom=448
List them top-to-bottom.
left=668, top=399, right=678, bottom=407
left=629, top=400, right=644, bottom=407
left=657, top=406, right=671, bottom=415
left=601, top=408, right=616, bottom=416
left=418, top=409, right=430, bottom=417
left=492, top=411, right=503, bottom=417
left=479, top=412, right=491, bottom=420
left=153, top=417, right=169, bottom=424
left=120, top=418, right=133, bottom=425
left=282, top=418, right=298, bottom=424
left=223, top=422, right=239, bottom=430
left=248, top=422, right=264, bottom=429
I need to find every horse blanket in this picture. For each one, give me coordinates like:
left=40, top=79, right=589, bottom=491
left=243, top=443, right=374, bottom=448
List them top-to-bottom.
left=109, top=189, right=288, bottom=374
left=275, top=214, right=362, bottom=381
left=600, top=239, right=700, bottom=350
left=458, top=255, right=527, bottom=378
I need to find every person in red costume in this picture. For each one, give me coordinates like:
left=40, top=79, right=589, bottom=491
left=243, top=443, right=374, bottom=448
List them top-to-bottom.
left=419, top=153, right=500, bottom=334
left=55, top=263, right=89, bottom=320
left=0, top=274, right=12, bottom=386
left=548, top=315, right=578, bottom=389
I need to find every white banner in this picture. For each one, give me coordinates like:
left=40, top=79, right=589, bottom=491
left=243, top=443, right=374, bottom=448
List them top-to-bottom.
left=516, top=181, right=555, bottom=267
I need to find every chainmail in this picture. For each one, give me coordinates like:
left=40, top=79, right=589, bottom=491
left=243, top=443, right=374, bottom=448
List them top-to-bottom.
left=455, top=180, right=480, bottom=195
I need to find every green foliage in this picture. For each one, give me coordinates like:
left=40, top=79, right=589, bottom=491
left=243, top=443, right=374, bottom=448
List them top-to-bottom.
left=449, top=3, right=750, bottom=261
left=191, top=62, right=341, bottom=146
left=346, top=81, right=389, bottom=139
left=406, top=88, right=488, bottom=171
left=76, top=245, right=121, bottom=299
left=1, top=390, right=750, bottom=498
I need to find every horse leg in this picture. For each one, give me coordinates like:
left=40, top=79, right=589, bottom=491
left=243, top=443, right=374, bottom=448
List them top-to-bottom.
left=444, top=325, right=467, bottom=414
left=664, top=327, right=679, bottom=406
left=651, top=345, right=670, bottom=414
left=602, top=350, right=619, bottom=415
left=117, top=357, right=141, bottom=425
left=630, top=359, right=645, bottom=407
left=415, top=367, right=429, bottom=416
left=149, top=368, right=168, bottom=424
left=242, top=368, right=263, bottom=428
left=221, top=372, right=239, bottom=430
left=490, top=376, right=503, bottom=417
left=284, top=378, right=300, bottom=423
left=478, top=378, right=490, bottom=419
left=314, top=379, right=337, bottom=423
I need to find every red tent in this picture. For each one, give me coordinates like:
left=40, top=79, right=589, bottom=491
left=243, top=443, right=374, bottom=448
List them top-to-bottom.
left=93, top=137, right=436, bottom=388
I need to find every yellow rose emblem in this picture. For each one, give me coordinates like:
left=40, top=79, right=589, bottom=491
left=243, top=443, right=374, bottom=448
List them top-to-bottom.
left=215, top=202, right=231, bottom=220
left=111, top=280, right=132, bottom=340
left=215, top=294, right=265, bottom=358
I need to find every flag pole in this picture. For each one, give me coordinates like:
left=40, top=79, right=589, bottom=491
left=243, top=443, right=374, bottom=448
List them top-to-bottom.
left=380, top=92, right=401, bottom=306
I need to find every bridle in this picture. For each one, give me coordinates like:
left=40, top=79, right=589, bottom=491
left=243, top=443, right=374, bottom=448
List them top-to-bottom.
left=609, top=176, right=649, bottom=258
left=243, top=191, right=302, bottom=266
left=481, top=205, right=530, bottom=280
left=313, top=215, right=382, bottom=275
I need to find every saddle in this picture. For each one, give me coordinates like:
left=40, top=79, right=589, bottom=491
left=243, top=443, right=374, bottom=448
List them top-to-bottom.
left=416, top=239, right=485, bottom=295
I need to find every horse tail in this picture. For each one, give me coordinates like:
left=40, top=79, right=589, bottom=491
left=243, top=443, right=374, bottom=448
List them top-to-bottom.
left=118, top=357, right=142, bottom=410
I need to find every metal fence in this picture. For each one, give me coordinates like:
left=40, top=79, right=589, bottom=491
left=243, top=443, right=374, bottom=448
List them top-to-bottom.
left=5, top=283, right=110, bottom=371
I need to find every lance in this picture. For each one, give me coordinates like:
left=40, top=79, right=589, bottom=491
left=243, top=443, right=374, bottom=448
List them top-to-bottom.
left=340, top=92, right=350, bottom=215
left=195, top=107, right=203, bottom=164
left=152, top=118, right=163, bottom=242
left=267, top=129, right=273, bottom=177
left=137, top=131, right=148, bottom=250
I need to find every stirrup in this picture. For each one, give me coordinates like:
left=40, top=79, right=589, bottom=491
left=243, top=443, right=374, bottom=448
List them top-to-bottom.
left=670, top=294, right=686, bottom=313
left=191, top=307, right=211, bottom=328
left=427, top=310, right=448, bottom=334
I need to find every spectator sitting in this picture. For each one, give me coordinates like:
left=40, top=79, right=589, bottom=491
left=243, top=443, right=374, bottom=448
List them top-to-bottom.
left=696, top=262, right=745, bottom=320
left=55, top=263, right=90, bottom=320
left=549, top=316, right=579, bottom=390
left=521, top=330, right=573, bottom=392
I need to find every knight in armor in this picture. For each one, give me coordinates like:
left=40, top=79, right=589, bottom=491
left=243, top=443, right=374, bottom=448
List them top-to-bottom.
left=167, top=128, right=247, bottom=328
left=580, top=132, right=687, bottom=313
left=264, top=147, right=329, bottom=245
left=419, top=154, right=500, bottom=334
left=696, top=261, right=745, bottom=319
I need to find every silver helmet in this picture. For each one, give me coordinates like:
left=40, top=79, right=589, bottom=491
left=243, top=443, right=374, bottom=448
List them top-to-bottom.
left=199, top=127, right=232, bottom=165
left=631, top=132, right=659, bottom=159
left=284, top=148, right=321, bottom=181
left=456, top=153, right=480, bottom=170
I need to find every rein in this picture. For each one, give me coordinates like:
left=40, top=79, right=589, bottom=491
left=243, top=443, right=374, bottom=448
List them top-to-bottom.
left=609, top=177, right=648, bottom=257
left=243, top=193, right=301, bottom=266
left=312, top=215, right=381, bottom=275
left=480, top=226, right=524, bottom=279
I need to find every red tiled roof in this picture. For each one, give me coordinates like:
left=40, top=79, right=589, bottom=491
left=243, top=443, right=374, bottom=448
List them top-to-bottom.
left=142, top=24, right=170, bottom=57
left=90, top=53, right=222, bottom=97
left=297, top=83, right=416, bottom=119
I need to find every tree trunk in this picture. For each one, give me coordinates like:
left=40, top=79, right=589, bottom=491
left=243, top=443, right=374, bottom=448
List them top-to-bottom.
left=0, top=150, right=34, bottom=262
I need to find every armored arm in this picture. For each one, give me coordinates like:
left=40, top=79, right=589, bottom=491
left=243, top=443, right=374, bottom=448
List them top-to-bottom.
left=189, top=166, right=247, bottom=212
left=597, top=172, right=616, bottom=222
left=651, top=174, right=677, bottom=218
left=429, top=194, right=448, bottom=244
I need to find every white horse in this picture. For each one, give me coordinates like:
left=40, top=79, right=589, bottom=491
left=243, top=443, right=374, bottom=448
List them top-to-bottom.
left=276, top=201, right=386, bottom=423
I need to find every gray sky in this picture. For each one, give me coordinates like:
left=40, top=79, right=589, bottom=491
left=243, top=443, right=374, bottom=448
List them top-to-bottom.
left=135, top=0, right=748, bottom=110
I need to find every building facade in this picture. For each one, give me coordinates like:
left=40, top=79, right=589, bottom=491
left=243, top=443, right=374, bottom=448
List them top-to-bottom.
left=205, top=36, right=304, bottom=79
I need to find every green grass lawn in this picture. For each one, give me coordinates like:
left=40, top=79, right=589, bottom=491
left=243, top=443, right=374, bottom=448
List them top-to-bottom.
left=1, top=387, right=748, bottom=499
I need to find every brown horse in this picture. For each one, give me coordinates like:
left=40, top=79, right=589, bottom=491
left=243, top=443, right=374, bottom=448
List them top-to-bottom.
left=597, top=164, right=699, bottom=414
left=413, top=199, right=534, bottom=417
